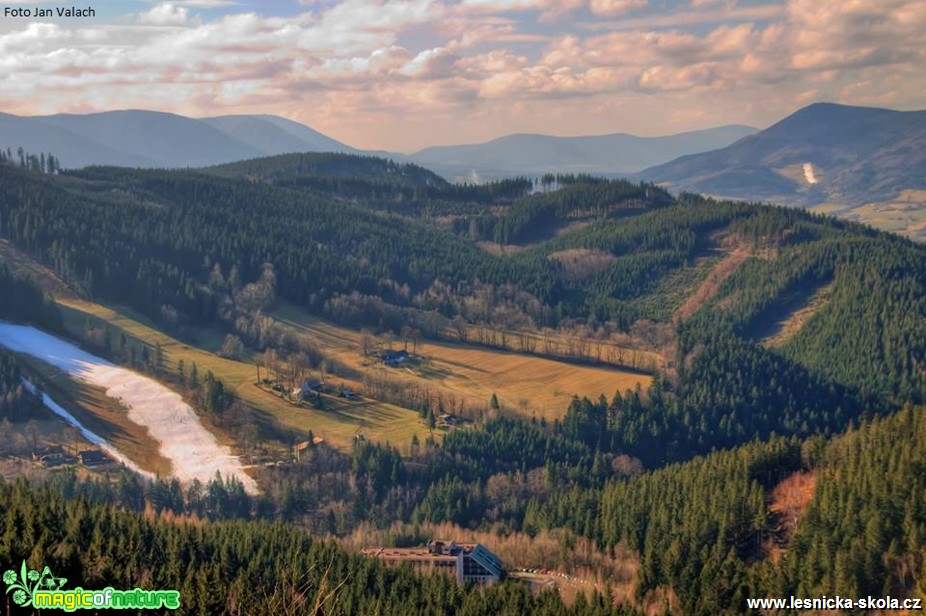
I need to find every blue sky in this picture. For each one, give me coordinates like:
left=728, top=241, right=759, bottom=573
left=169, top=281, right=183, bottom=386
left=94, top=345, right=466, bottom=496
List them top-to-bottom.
left=1, top=0, right=923, bottom=151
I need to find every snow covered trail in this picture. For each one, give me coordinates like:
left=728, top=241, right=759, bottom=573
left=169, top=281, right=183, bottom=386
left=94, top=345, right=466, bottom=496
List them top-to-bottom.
left=803, top=162, right=818, bottom=185
left=0, top=322, right=258, bottom=494
left=21, top=379, right=155, bottom=480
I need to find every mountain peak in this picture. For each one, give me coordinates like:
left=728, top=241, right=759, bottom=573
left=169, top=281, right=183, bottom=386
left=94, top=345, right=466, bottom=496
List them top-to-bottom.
left=640, top=102, right=926, bottom=215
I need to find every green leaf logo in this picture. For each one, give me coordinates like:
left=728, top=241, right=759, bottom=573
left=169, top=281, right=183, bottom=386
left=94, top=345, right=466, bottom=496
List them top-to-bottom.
left=3, top=560, right=62, bottom=608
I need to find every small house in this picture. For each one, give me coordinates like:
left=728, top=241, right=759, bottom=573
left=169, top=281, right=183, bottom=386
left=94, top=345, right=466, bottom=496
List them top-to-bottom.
left=380, top=349, right=409, bottom=366
left=33, top=446, right=66, bottom=466
left=77, top=450, right=108, bottom=466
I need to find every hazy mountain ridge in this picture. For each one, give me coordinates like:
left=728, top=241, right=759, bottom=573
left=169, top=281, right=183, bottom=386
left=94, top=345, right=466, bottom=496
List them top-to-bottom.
left=640, top=103, right=926, bottom=208
left=0, top=109, right=755, bottom=177
left=0, top=110, right=356, bottom=169
left=409, top=124, right=759, bottom=180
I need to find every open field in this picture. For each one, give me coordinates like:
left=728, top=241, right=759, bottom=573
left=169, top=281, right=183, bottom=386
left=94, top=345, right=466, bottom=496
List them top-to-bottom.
left=810, top=191, right=926, bottom=241
left=845, top=191, right=926, bottom=241
left=55, top=298, right=433, bottom=454
left=275, top=303, right=652, bottom=421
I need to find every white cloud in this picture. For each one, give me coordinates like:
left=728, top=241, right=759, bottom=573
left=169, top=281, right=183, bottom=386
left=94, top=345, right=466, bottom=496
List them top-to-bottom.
left=0, top=0, right=922, bottom=150
left=588, top=0, right=648, bottom=17
left=138, top=3, right=191, bottom=26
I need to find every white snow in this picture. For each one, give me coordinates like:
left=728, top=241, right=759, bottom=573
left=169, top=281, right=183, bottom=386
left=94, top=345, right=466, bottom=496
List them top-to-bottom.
left=803, top=162, right=818, bottom=185
left=0, top=322, right=257, bottom=494
left=21, top=379, right=155, bottom=480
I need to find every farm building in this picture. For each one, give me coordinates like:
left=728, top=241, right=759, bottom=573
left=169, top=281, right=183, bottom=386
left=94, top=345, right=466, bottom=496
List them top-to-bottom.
left=380, top=349, right=409, bottom=366
left=293, top=381, right=324, bottom=401
left=33, top=446, right=67, bottom=466
left=77, top=450, right=109, bottom=466
left=361, top=540, right=504, bottom=585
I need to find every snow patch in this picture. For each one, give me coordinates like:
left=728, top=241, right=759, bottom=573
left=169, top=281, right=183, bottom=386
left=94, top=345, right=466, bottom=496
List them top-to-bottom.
left=803, top=162, right=818, bottom=185
left=0, top=322, right=257, bottom=494
left=22, top=379, right=155, bottom=480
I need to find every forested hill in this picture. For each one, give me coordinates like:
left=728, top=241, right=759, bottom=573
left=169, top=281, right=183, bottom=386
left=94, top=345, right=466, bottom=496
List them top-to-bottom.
left=205, top=152, right=449, bottom=188
left=1, top=159, right=926, bottom=464
left=0, top=479, right=635, bottom=615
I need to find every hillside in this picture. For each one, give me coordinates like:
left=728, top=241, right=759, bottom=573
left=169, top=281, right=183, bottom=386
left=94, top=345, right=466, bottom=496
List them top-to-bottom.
left=640, top=103, right=926, bottom=238
left=410, top=125, right=758, bottom=180
left=205, top=151, right=448, bottom=189
left=2, top=155, right=926, bottom=613
left=1, top=157, right=925, bottom=466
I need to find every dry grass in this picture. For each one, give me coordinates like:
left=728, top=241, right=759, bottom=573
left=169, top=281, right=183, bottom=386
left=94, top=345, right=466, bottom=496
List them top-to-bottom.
left=846, top=191, right=926, bottom=241
left=548, top=248, right=618, bottom=281
left=673, top=248, right=750, bottom=324
left=760, top=283, right=834, bottom=349
left=55, top=298, right=432, bottom=453
left=275, top=303, right=652, bottom=421
left=764, top=470, right=817, bottom=563
left=341, top=520, right=639, bottom=607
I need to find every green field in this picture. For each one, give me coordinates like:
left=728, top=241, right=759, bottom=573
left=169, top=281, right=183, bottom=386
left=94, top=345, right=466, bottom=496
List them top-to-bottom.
left=56, top=298, right=433, bottom=454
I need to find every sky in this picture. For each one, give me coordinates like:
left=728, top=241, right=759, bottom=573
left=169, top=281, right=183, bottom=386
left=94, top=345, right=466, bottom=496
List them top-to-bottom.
left=0, top=0, right=923, bottom=152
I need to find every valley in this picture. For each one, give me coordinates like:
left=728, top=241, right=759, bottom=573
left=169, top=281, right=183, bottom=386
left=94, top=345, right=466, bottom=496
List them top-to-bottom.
left=2, top=0, right=925, bottom=612
left=1, top=138, right=926, bottom=614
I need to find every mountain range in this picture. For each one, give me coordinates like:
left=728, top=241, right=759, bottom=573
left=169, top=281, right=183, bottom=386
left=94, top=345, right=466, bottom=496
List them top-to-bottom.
left=3, top=103, right=924, bottom=240
left=0, top=109, right=752, bottom=177
left=0, top=110, right=356, bottom=169
left=407, top=125, right=759, bottom=180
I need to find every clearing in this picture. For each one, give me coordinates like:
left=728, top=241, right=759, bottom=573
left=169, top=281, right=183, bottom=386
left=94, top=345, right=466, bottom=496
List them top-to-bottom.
left=673, top=248, right=751, bottom=324
left=757, top=282, right=834, bottom=348
left=56, top=298, right=433, bottom=454
left=275, top=303, right=652, bottom=421
left=764, top=470, right=816, bottom=562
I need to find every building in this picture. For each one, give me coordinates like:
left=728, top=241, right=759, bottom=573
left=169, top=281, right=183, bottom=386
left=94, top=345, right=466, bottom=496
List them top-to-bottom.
left=380, top=349, right=409, bottom=366
left=32, top=446, right=66, bottom=466
left=77, top=450, right=109, bottom=466
left=361, top=540, right=504, bottom=585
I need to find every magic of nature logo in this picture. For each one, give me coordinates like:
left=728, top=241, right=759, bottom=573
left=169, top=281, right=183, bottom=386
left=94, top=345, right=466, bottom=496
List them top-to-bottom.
left=4, top=561, right=180, bottom=611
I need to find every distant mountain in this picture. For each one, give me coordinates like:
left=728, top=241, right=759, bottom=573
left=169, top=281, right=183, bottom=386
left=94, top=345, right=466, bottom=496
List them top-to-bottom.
left=639, top=103, right=926, bottom=208
left=0, top=110, right=356, bottom=169
left=0, top=112, right=157, bottom=168
left=201, top=115, right=357, bottom=155
left=409, top=125, right=759, bottom=180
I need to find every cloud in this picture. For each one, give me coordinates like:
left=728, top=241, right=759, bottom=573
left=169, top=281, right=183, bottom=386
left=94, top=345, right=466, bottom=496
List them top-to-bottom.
left=0, top=0, right=922, bottom=151
left=588, top=0, right=648, bottom=17
left=138, top=3, right=192, bottom=26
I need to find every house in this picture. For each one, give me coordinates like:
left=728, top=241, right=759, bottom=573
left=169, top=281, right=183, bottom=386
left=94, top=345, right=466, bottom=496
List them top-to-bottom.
left=380, top=349, right=409, bottom=366
left=296, top=381, right=324, bottom=401
left=439, top=414, right=457, bottom=426
left=293, top=440, right=311, bottom=461
left=33, top=446, right=66, bottom=466
left=77, top=450, right=109, bottom=466
left=361, top=540, right=504, bottom=585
